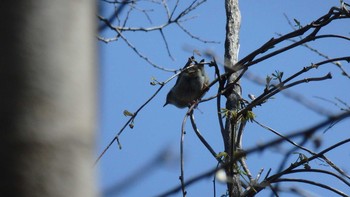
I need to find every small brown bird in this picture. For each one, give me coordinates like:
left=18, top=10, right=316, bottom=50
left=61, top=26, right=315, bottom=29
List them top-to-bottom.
left=163, top=57, right=209, bottom=108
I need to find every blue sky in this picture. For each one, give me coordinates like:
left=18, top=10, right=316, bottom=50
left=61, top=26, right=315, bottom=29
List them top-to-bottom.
left=97, top=0, right=350, bottom=196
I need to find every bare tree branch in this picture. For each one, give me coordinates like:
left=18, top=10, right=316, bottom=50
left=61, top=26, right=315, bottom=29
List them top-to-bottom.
left=99, top=0, right=219, bottom=70
left=100, top=2, right=350, bottom=196
left=157, top=111, right=350, bottom=197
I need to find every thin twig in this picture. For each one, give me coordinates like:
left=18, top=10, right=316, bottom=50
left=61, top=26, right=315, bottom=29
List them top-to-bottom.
left=99, top=0, right=130, bottom=31
left=161, top=0, right=171, bottom=18
left=169, top=0, right=180, bottom=20
left=173, top=0, right=207, bottom=21
left=177, top=22, right=220, bottom=44
left=116, top=28, right=175, bottom=71
left=159, top=29, right=175, bottom=61
left=276, top=32, right=350, bottom=78
left=237, top=56, right=349, bottom=118
left=210, top=59, right=226, bottom=144
left=94, top=62, right=199, bottom=165
left=243, top=71, right=334, bottom=116
left=94, top=84, right=165, bottom=166
left=179, top=104, right=198, bottom=196
left=180, top=109, right=189, bottom=196
left=190, top=113, right=219, bottom=160
left=254, top=119, right=315, bottom=155
left=239, top=158, right=253, bottom=182
left=286, top=169, right=350, bottom=187
left=273, top=178, right=348, bottom=197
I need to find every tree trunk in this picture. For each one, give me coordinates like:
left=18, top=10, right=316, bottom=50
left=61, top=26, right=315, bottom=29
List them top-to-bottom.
left=224, top=0, right=242, bottom=196
left=0, top=1, right=97, bottom=197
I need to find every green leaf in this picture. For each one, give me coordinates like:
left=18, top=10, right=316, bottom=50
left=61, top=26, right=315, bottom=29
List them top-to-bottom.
left=265, top=75, right=272, bottom=91
left=150, top=76, right=158, bottom=86
left=220, top=108, right=229, bottom=118
left=123, top=110, right=134, bottom=117
left=244, top=111, right=256, bottom=122
left=216, top=151, right=228, bottom=159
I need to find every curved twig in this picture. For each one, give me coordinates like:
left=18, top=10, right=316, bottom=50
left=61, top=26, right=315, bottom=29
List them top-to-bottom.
left=190, top=113, right=218, bottom=160
left=286, top=169, right=350, bottom=187
left=272, top=178, right=348, bottom=197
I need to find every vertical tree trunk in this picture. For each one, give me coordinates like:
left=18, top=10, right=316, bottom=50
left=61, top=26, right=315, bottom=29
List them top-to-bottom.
left=224, top=0, right=242, bottom=196
left=0, top=1, right=97, bottom=197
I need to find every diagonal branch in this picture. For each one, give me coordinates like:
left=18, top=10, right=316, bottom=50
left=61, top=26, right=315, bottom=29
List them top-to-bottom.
left=94, top=64, right=198, bottom=165
left=190, top=113, right=219, bottom=160
left=273, top=178, right=348, bottom=197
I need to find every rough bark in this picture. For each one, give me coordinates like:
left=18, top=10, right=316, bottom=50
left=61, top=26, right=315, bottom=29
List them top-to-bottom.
left=224, top=0, right=242, bottom=196
left=0, top=1, right=97, bottom=197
